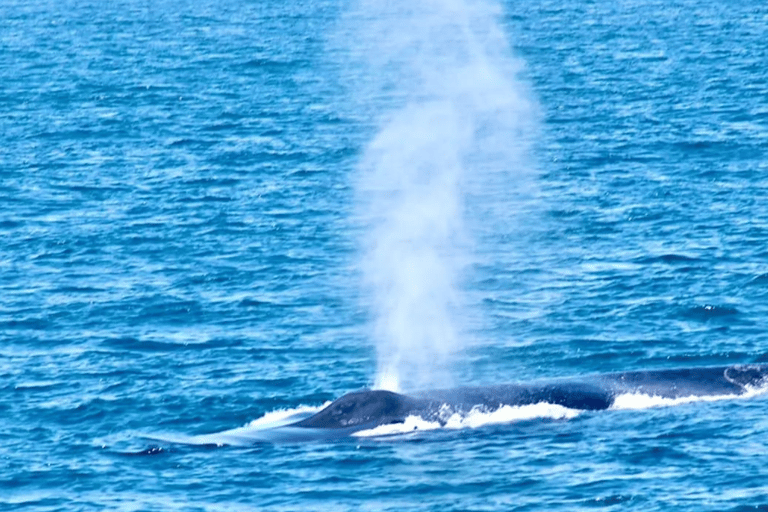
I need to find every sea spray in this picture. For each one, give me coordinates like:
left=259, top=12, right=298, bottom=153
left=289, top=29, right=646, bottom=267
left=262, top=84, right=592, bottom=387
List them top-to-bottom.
left=343, top=0, right=538, bottom=392
left=361, top=102, right=470, bottom=392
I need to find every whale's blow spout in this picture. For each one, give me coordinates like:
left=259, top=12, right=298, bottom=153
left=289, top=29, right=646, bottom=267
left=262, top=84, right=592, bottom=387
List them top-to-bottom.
left=347, top=0, right=539, bottom=392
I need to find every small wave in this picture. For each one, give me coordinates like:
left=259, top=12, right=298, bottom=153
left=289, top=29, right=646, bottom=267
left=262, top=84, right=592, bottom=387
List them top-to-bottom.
left=748, top=273, right=768, bottom=286
left=14, top=380, right=63, bottom=391
left=353, top=402, right=582, bottom=438
left=144, top=403, right=330, bottom=447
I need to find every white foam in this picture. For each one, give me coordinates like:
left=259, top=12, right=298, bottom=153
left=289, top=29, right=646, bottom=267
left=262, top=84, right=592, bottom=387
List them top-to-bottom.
left=353, top=385, right=768, bottom=438
left=611, top=385, right=768, bottom=410
left=353, top=401, right=580, bottom=438
left=447, top=402, right=581, bottom=429
left=244, top=403, right=331, bottom=430
left=352, top=415, right=444, bottom=437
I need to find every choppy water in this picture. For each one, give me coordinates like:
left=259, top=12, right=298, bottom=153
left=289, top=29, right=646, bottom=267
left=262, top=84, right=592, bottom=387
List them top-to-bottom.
left=2, top=0, right=768, bottom=510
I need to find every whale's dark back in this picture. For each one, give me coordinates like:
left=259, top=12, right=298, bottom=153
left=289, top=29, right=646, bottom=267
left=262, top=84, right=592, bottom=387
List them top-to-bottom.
left=292, top=365, right=768, bottom=431
left=598, top=365, right=767, bottom=397
left=416, top=381, right=613, bottom=412
left=291, top=389, right=427, bottom=429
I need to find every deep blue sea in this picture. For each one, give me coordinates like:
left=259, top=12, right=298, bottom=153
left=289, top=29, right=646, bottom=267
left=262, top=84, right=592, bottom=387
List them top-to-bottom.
left=2, top=0, right=768, bottom=510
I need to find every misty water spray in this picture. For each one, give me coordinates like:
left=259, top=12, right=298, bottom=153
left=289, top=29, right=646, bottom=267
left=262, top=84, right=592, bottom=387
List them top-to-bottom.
left=345, top=0, right=537, bottom=391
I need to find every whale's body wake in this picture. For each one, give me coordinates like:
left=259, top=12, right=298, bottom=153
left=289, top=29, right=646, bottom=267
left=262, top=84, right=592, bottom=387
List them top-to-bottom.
left=153, top=365, right=768, bottom=446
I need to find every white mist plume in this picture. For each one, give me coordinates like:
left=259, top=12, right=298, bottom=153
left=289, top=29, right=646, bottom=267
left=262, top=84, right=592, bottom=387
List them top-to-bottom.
left=345, top=0, right=538, bottom=392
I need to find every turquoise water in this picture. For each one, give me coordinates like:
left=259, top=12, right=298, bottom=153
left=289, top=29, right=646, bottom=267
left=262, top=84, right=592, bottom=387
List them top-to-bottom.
left=2, top=0, right=768, bottom=510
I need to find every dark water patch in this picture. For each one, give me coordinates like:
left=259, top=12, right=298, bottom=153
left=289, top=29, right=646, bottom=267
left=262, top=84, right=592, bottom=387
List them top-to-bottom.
left=240, top=57, right=306, bottom=70
left=125, top=83, right=179, bottom=94
left=202, top=122, right=241, bottom=132
left=32, top=127, right=125, bottom=141
left=167, top=138, right=218, bottom=149
left=672, top=139, right=763, bottom=160
left=207, top=149, right=310, bottom=167
left=288, top=167, right=329, bottom=178
left=179, top=175, right=242, bottom=187
left=51, top=182, right=132, bottom=196
left=177, top=194, right=233, bottom=204
left=123, top=204, right=158, bottom=216
left=618, top=206, right=665, bottom=223
left=547, top=208, right=581, bottom=219
left=0, top=219, right=24, bottom=229
left=27, top=246, right=76, bottom=261
left=637, top=253, right=701, bottom=264
left=174, top=272, right=240, bottom=287
left=747, top=273, right=768, bottom=286
left=52, top=285, right=105, bottom=294
left=482, top=296, right=520, bottom=307
left=238, top=297, right=286, bottom=308
left=135, top=299, right=203, bottom=323
left=680, top=304, right=740, bottom=321
left=1, top=316, right=52, bottom=330
left=100, top=336, right=239, bottom=352
left=559, top=349, right=650, bottom=369
left=641, top=352, right=751, bottom=367
left=247, top=377, right=299, bottom=388
left=45, top=397, right=123, bottom=425
left=624, top=444, right=692, bottom=465
left=118, top=445, right=169, bottom=457
left=580, top=493, right=635, bottom=507
left=0, top=497, right=66, bottom=509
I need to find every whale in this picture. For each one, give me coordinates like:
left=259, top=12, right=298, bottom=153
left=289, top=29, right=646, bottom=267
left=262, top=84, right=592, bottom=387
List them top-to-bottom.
left=152, top=364, right=768, bottom=446
left=291, top=364, right=767, bottom=429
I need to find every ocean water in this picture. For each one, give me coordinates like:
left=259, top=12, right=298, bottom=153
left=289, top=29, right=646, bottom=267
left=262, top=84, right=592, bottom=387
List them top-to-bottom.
left=2, top=0, right=768, bottom=510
